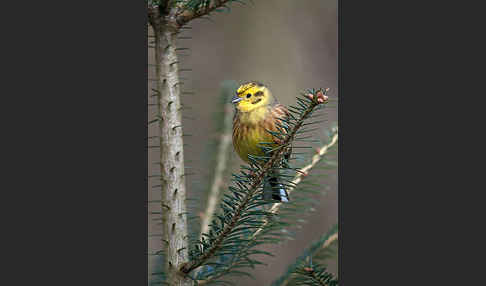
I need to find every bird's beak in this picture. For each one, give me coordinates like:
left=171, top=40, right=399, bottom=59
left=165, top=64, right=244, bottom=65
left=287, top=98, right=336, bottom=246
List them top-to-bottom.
left=232, top=96, right=243, bottom=104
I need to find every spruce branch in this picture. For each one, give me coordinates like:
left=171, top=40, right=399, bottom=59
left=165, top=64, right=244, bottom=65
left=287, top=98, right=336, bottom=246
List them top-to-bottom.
left=167, top=1, right=238, bottom=29
left=199, top=88, right=234, bottom=242
left=181, top=89, right=330, bottom=277
left=251, top=127, right=338, bottom=240
left=272, top=225, right=338, bottom=286
left=320, top=232, right=338, bottom=252
left=293, top=264, right=338, bottom=286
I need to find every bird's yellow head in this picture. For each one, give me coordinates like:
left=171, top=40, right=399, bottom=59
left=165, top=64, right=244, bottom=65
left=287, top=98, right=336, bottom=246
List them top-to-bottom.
left=232, top=82, right=273, bottom=112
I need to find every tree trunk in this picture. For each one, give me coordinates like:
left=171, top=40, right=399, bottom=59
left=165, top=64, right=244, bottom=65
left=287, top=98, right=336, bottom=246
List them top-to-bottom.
left=154, top=24, right=192, bottom=286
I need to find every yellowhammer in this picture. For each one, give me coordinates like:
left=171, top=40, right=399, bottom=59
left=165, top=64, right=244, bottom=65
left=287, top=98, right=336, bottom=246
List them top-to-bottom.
left=231, top=81, right=290, bottom=202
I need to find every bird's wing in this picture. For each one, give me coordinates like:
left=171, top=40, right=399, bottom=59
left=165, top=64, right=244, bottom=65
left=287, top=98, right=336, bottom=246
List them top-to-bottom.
left=271, top=103, right=289, bottom=121
left=268, top=104, right=290, bottom=142
left=269, top=104, right=292, bottom=161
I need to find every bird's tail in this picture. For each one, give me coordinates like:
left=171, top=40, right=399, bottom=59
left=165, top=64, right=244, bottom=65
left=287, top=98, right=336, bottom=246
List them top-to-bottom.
left=263, top=171, right=289, bottom=202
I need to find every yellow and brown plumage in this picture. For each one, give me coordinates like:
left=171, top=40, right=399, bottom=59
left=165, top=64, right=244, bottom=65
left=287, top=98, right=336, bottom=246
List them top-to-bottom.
left=231, top=82, right=290, bottom=202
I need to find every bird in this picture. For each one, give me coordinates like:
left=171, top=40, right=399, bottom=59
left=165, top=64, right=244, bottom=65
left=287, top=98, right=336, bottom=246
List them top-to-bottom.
left=231, top=81, right=291, bottom=202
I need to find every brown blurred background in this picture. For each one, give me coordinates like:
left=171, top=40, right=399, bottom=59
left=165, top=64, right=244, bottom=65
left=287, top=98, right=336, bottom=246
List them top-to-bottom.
left=148, top=0, right=337, bottom=284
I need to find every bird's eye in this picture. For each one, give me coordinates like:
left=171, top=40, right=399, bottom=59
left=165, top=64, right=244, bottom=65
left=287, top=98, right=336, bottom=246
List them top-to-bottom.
left=246, top=93, right=252, bottom=98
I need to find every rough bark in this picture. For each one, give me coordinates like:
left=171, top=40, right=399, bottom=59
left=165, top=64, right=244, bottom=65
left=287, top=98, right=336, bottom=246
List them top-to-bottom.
left=148, top=2, right=244, bottom=284
left=154, top=23, right=192, bottom=286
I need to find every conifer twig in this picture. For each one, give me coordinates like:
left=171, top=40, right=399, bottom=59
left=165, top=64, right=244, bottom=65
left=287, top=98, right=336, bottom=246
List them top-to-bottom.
left=167, top=0, right=235, bottom=29
left=194, top=90, right=333, bottom=284
left=181, top=91, right=327, bottom=275
left=199, top=98, right=233, bottom=241
left=252, top=127, right=338, bottom=239
left=274, top=225, right=338, bottom=286
left=321, top=232, right=338, bottom=251
left=279, top=234, right=338, bottom=286
left=296, top=265, right=338, bottom=286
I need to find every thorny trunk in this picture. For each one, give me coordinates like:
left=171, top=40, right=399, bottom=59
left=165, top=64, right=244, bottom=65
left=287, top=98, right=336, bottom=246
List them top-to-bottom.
left=154, top=24, right=192, bottom=286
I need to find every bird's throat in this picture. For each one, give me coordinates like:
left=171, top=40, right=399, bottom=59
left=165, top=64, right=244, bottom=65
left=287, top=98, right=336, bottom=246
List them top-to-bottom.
left=238, top=106, right=269, bottom=125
